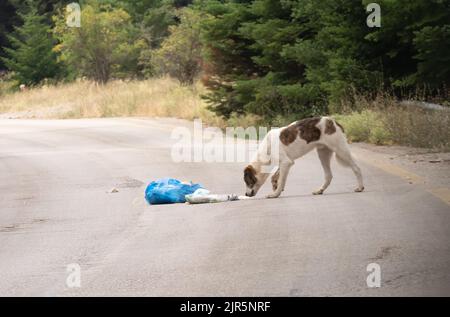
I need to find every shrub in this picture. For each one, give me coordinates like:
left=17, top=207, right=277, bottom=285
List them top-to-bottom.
left=53, top=3, right=142, bottom=84
left=151, top=8, right=203, bottom=86
left=334, top=96, right=450, bottom=150
left=382, top=105, right=450, bottom=150
left=334, top=110, right=392, bottom=145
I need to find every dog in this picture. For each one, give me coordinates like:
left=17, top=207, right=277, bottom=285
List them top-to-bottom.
left=243, top=116, right=364, bottom=198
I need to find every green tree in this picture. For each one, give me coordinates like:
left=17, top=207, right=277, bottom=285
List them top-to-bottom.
left=0, top=0, right=18, bottom=70
left=2, top=0, right=61, bottom=85
left=118, top=0, right=194, bottom=77
left=119, top=0, right=193, bottom=48
left=199, top=0, right=450, bottom=120
left=199, top=0, right=261, bottom=117
left=281, top=0, right=377, bottom=111
left=363, top=0, right=450, bottom=91
left=54, top=1, right=144, bottom=83
left=151, top=8, right=203, bottom=85
left=414, top=25, right=450, bottom=88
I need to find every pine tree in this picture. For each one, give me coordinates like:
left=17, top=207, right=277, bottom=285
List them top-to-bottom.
left=0, top=0, right=18, bottom=71
left=2, top=0, right=60, bottom=86
left=199, top=0, right=450, bottom=120
left=199, top=0, right=261, bottom=118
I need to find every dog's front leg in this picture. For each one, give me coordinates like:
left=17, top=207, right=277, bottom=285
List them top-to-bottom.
left=267, top=162, right=293, bottom=198
left=271, top=168, right=280, bottom=191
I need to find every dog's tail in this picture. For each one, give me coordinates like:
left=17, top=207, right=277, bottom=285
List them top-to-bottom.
left=322, top=117, right=345, bottom=134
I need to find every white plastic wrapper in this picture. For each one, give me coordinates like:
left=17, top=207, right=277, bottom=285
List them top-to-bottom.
left=185, top=188, right=252, bottom=204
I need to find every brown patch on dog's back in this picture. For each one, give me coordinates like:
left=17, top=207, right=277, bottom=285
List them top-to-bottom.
left=280, top=117, right=322, bottom=145
left=297, top=117, right=321, bottom=143
left=324, top=118, right=336, bottom=134
left=279, top=125, right=298, bottom=145
left=244, top=165, right=257, bottom=187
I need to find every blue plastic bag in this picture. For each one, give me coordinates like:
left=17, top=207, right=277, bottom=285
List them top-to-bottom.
left=145, top=178, right=203, bottom=205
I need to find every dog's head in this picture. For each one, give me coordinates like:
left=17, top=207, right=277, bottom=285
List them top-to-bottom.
left=243, top=165, right=267, bottom=197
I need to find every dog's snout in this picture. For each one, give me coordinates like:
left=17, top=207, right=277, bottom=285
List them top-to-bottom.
left=245, top=190, right=255, bottom=197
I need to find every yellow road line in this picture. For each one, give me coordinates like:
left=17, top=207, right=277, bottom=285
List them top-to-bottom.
left=353, top=152, right=450, bottom=206
left=353, top=153, right=424, bottom=184
left=428, top=188, right=450, bottom=206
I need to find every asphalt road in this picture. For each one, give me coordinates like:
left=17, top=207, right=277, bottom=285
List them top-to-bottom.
left=0, top=118, right=449, bottom=296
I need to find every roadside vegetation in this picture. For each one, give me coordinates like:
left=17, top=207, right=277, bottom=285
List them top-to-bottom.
left=0, top=0, right=449, bottom=150
left=0, top=77, right=261, bottom=128
left=0, top=77, right=214, bottom=121
left=1, top=77, right=448, bottom=151
left=335, top=96, right=450, bottom=151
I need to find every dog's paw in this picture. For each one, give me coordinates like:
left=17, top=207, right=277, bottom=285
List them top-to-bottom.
left=354, top=186, right=365, bottom=192
left=312, top=189, right=324, bottom=195
left=266, top=192, right=280, bottom=199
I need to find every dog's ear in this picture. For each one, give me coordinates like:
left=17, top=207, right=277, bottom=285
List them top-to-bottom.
left=244, top=165, right=257, bottom=187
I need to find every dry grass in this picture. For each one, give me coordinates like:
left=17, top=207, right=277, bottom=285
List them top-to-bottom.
left=0, top=77, right=229, bottom=126
left=2, top=78, right=447, bottom=150
left=335, top=93, right=450, bottom=151
left=382, top=105, right=450, bottom=150
left=333, top=110, right=392, bottom=145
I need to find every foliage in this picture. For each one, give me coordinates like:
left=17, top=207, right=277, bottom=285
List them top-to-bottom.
left=0, top=0, right=17, bottom=70
left=1, top=0, right=61, bottom=85
left=1, top=0, right=449, bottom=124
left=199, top=0, right=450, bottom=119
left=53, top=1, right=144, bottom=83
left=151, top=8, right=203, bottom=85
left=335, top=91, right=450, bottom=150
left=334, top=110, right=391, bottom=145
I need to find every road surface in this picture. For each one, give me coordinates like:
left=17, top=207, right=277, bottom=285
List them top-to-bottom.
left=0, top=118, right=449, bottom=296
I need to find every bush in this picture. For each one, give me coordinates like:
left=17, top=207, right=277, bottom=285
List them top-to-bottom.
left=53, top=3, right=142, bottom=84
left=151, top=8, right=203, bottom=85
left=0, top=72, right=17, bottom=96
left=334, top=100, right=450, bottom=150
left=383, top=105, right=450, bottom=150
left=334, top=110, right=392, bottom=145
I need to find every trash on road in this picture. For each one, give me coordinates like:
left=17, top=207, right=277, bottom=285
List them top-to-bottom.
left=145, top=178, right=202, bottom=205
left=145, top=179, right=251, bottom=205
left=185, top=188, right=240, bottom=204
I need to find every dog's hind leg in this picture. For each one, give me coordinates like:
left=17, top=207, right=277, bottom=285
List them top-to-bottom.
left=334, top=144, right=364, bottom=192
left=313, top=146, right=333, bottom=195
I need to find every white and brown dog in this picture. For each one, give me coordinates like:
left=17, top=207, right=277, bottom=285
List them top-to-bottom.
left=244, top=116, right=364, bottom=198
